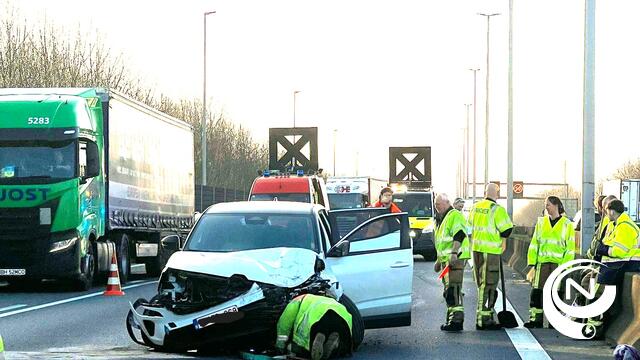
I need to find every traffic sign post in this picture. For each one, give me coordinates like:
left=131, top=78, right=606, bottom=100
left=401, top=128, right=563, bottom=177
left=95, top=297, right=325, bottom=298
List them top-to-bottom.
left=513, top=181, right=524, bottom=199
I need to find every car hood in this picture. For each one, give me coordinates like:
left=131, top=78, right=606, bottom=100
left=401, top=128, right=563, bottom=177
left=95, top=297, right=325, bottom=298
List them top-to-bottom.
left=165, top=247, right=320, bottom=288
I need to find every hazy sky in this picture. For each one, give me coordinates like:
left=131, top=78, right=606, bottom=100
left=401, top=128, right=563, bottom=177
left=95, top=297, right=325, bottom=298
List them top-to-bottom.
left=9, top=0, right=640, bottom=196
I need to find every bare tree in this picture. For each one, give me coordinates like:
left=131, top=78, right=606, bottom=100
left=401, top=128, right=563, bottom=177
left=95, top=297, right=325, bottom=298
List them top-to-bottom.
left=0, top=3, right=268, bottom=192
left=613, top=158, right=640, bottom=180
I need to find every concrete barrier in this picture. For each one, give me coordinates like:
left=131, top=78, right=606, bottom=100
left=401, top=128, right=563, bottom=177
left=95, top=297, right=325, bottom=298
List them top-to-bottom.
left=606, top=272, right=640, bottom=348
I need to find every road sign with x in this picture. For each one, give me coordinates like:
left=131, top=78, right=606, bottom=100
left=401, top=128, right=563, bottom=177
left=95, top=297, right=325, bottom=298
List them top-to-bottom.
left=268, top=127, right=318, bottom=172
left=389, top=147, right=432, bottom=188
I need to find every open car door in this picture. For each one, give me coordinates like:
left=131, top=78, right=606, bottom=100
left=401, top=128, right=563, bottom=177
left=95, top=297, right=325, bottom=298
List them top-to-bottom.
left=325, top=209, right=413, bottom=329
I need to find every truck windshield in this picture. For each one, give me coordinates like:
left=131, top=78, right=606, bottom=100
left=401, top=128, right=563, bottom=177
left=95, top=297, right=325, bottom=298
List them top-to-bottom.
left=0, top=140, right=76, bottom=183
left=250, top=193, right=311, bottom=203
left=328, top=193, right=367, bottom=209
left=393, top=193, right=433, bottom=217
left=185, top=213, right=319, bottom=252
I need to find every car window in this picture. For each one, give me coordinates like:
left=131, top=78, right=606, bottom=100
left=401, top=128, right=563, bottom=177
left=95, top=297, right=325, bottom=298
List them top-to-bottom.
left=318, top=210, right=333, bottom=248
left=185, top=213, right=319, bottom=252
left=347, top=216, right=402, bottom=252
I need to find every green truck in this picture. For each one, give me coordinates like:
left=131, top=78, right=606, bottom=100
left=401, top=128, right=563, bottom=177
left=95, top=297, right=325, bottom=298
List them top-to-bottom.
left=0, top=88, right=194, bottom=290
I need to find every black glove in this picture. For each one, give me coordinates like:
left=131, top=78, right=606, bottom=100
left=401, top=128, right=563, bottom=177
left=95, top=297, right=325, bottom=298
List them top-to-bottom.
left=596, top=243, right=610, bottom=257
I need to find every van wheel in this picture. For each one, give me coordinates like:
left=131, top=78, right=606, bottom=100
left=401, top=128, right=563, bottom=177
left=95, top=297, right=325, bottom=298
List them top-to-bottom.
left=339, top=294, right=364, bottom=351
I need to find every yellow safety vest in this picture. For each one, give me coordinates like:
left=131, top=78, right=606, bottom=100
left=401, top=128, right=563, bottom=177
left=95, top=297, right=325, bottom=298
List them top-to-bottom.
left=469, top=199, right=513, bottom=255
left=435, top=208, right=471, bottom=263
left=602, top=213, right=640, bottom=262
left=527, top=216, right=575, bottom=265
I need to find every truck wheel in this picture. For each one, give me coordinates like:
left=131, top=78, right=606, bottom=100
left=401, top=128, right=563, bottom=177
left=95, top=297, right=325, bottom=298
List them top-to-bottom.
left=116, top=234, right=131, bottom=284
left=74, top=241, right=95, bottom=291
left=144, top=243, right=168, bottom=278
left=339, top=294, right=364, bottom=351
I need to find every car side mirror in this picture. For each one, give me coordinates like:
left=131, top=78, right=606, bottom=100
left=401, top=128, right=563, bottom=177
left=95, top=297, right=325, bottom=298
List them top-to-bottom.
left=161, top=235, right=180, bottom=252
left=327, top=240, right=350, bottom=257
left=314, top=258, right=326, bottom=272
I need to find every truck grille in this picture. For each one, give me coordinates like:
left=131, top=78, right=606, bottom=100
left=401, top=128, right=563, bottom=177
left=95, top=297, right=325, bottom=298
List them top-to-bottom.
left=0, top=200, right=58, bottom=267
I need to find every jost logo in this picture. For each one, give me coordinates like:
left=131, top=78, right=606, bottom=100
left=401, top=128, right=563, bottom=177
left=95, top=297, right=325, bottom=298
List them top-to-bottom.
left=0, top=188, right=50, bottom=202
left=543, top=259, right=617, bottom=339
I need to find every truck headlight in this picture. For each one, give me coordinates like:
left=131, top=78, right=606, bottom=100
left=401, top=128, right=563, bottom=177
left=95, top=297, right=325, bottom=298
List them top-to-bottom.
left=421, top=224, right=434, bottom=234
left=50, top=230, right=79, bottom=253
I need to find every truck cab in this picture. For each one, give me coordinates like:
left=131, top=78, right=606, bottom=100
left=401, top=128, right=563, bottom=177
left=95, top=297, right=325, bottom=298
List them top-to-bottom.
left=248, top=170, right=330, bottom=210
left=390, top=184, right=436, bottom=260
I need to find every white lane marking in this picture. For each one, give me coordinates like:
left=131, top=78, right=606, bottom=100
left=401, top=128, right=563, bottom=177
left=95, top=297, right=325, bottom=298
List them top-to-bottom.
left=0, top=280, right=156, bottom=319
left=496, top=288, right=552, bottom=360
left=0, top=304, right=27, bottom=313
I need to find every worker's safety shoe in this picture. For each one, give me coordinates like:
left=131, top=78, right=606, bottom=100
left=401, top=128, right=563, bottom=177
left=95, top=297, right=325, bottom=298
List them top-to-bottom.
left=524, top=320, right=543, bottom=329
left=476, top=321, right=503, bottom=330
left=440, top=322, right=463, bottom=332
left=323, top=332, right=340, bottom=359
left=311, top=333, right=327, bottom=360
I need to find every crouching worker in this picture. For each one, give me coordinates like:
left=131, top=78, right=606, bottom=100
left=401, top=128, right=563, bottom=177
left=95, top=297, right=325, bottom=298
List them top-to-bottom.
left=275, top=294, right=352, bottom=360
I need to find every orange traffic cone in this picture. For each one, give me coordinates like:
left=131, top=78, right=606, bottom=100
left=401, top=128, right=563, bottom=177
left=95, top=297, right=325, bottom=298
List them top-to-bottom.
left=104, top=250, right=125, bottom=296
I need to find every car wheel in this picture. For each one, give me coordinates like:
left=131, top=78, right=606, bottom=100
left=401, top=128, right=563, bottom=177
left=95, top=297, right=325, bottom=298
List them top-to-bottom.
left=144, top=241, right=169, bottom=277
left=421, top=250, right=437, bottom=261
left=339, top=294, right=364, bottom=351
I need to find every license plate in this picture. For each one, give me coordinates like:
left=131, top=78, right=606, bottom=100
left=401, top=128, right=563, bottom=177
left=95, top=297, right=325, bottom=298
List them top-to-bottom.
left=0, top=269, right=26, bottom=276
left=194, top=305, right=239, bottom=330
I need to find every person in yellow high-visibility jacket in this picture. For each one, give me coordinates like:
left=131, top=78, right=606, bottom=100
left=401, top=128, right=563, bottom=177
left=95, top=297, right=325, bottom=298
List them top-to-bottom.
left=468, top=183, right=513, bottom=330
left=434, top=193, right=471, bottom=332
left=578, top=195, right=616, bottom=306
left=525, top=196, right=575, bottom=328
left=587, top=199, right=640, bottom=338
left=275, top=294, right=352, bottom=360
left=0, top=333, right=4, bottom=360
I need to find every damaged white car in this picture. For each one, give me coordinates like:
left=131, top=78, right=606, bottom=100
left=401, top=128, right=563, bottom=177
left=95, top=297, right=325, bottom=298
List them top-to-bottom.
left=126, top=201, right=413, bottom=352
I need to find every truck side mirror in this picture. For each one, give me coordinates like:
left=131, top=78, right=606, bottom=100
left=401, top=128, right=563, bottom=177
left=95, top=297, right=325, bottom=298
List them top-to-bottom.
left=84, top=142, right=100, bottom=179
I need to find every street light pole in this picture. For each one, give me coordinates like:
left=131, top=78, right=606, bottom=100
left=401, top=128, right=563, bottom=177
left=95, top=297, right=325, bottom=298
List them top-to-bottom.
left=507, top=0, right=514, bottom=219
left=582, top=0, right=596, bottom=255
left=201, top=10, right=216, bottom=211
left=478, top=12, right=500, bottom=191
left=469, top=68, right=480, bottom=203
left=292, top=90, right=301, bottom=170
left=465, top=103, right=472, bottom=199
left=333, top=129, right=337, bottom=176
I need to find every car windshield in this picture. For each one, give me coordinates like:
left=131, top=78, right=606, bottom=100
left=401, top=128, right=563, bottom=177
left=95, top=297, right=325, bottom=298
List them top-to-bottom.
left=0, top=140, right=76, bottom=183
left=250, top=193, right=311, bottom=203
left=328, top=193, right=367, bottom=209
left=393, top=193, right=433, bottom=217
left=185, top=213, right=319, bottom=252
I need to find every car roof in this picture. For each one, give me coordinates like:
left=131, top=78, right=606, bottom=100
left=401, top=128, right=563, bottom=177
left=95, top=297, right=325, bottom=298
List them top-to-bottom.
left=251, top=176, right=310, bottom=194
left=204, top=201, right=322, bottom=215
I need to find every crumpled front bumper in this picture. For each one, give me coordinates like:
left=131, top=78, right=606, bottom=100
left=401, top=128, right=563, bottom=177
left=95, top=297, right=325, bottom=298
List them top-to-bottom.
left=128, top=282, right=269, bottom=348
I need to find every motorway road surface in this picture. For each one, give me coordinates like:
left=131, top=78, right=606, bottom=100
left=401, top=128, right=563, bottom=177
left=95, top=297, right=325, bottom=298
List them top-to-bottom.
left=0, top=258, right=616, bottom=359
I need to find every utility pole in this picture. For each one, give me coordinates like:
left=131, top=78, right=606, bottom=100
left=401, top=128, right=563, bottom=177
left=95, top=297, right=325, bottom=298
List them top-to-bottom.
left=465, top=103, right=472, bottom=199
